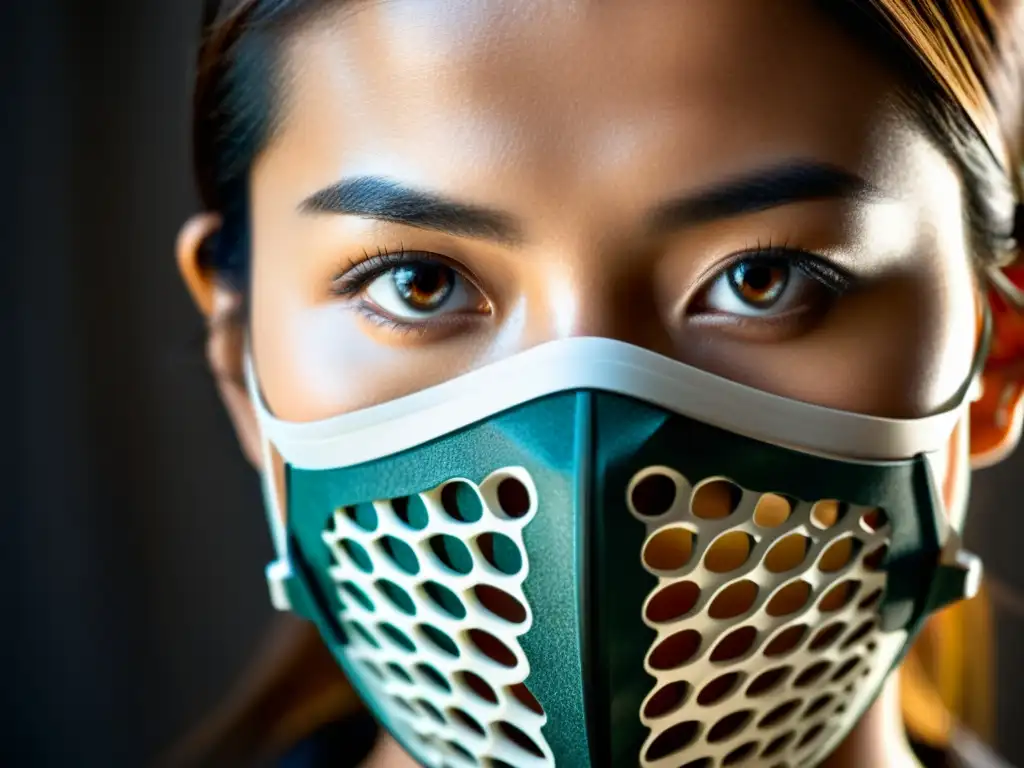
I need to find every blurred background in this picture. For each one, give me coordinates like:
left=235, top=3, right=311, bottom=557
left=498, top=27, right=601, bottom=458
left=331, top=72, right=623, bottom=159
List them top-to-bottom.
left=2, top=1, right=1024, bottom=766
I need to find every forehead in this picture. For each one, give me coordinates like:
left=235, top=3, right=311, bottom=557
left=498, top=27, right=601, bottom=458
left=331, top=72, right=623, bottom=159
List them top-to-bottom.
left=262, top=0, right=911, bottom=214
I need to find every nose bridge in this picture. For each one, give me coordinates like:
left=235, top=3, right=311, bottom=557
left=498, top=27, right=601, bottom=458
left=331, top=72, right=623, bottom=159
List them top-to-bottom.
left=523, top=243, right=678, bottom=356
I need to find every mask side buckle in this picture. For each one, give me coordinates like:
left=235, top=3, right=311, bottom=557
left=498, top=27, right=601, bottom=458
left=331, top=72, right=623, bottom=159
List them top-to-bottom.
left=924, top=532, right=984, bottom=615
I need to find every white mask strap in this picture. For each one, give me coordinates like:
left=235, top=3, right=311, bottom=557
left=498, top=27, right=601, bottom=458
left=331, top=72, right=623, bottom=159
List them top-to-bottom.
left=244, top=346, right=293, bottom=610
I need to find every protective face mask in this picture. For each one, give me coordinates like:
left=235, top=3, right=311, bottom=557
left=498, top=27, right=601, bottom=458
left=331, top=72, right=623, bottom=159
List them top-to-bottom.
left=248, top=331, right=986, bottom=768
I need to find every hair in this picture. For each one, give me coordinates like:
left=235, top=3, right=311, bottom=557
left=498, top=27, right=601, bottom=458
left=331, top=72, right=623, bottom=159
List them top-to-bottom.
left=184, top=0, right=1023, bottom=761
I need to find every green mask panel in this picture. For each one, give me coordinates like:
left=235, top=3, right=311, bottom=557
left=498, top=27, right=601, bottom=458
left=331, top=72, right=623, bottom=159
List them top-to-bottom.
left=275, top=390, right=967, bottom=768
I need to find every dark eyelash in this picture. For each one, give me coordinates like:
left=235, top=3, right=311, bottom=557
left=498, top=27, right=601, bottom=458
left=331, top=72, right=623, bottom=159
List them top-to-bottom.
left=738, top=242, right=854, bottom=293
left=330, top=245, right=441, bottom=297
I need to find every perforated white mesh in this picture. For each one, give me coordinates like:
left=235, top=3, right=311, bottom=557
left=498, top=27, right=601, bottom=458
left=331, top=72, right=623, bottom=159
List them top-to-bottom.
left=321, top=468, right=554, bottom=768
left=629, top=468, right=897, bottom=768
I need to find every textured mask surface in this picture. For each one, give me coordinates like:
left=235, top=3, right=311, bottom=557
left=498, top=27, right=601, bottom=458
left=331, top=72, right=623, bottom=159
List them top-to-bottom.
left=280, top=392, right=942, bottom=768
left=321, top=468, right=555, bottom=767
left=630, top=469, right=898, bottom=767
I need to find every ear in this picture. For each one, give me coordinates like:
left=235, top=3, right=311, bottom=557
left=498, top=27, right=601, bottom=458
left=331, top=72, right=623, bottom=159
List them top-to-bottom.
left=177, top=213, right=264, bottom=469
left=970, top=264, right=1024, bottom=469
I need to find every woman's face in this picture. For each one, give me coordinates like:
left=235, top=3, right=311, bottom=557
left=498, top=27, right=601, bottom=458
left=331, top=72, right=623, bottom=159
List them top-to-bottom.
left=249, top=0, right=978, bottom=425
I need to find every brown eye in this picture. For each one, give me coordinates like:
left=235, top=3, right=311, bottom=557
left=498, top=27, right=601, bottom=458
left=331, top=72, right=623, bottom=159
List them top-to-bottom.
left=694, top=251, right=845, bottom=322
left=363, top=259, right=485, bottom=322
left=727, top=260, right=789, bottom=309
left=392, top=263, right=455, bottom=311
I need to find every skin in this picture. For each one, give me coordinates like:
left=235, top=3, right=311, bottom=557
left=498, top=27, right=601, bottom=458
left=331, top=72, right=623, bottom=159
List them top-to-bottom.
left=177, top=0, right=1024, bottom=765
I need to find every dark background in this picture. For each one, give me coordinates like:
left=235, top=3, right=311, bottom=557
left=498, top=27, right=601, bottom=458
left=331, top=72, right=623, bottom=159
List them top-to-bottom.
left=1, top=2, right=1023, bottom=766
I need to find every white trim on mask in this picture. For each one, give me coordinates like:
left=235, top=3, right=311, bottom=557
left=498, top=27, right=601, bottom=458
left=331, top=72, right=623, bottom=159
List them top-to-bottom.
left=244, top=337, right=973, bottom=470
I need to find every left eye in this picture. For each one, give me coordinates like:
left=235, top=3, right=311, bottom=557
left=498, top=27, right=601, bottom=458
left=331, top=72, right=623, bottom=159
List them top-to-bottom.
left=701, top=257, right=831, bottom=317
left=363, top=262, right=480, bottom=321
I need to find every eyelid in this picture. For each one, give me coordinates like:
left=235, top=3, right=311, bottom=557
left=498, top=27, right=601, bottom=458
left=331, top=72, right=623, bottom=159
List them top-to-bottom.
left=721, top=246, right=855, bottom=294
left=330, top=248, right=482, bottom=297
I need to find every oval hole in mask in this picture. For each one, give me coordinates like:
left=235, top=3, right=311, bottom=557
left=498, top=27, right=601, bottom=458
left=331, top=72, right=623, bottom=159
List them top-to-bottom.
left=631, top=471, right=678, bottom=518
left=496, top=476, right=532, bottom=520
left=692, top=479, right=742, bottom=520
left=441, top=481, right=484, bottom=523
left=754, top=493, right=792, bottom=528
left=392, top=495, right=429, bottom=531
left=811, top=500, right=844, bottom=529
left=341, top=502, right=378, bottom=532
left=861, top=508, right=889, bottom=533
left=643, top=527, right=695, bottom=572
left=705, top=531, right=754, bottom=573
left=476, top=532, right=523, bottom=575
left=764, top=533, right=810, bottom=573
left=378, top=535, right=421, bottom=576
left=427, top=535, right=474, bottom=575
left=819, top=537, right=862, bottom=573
left=340, top=539, right=374, bottom=573
left=863, top=543, right=888, bottom=571
left=375, top=579, right=416, bottom=616
left=708, top=580, right=758, bottom=619
left=819, top=580, right=861, bottom=612
left=339, top=581, right=375, bottom=613
left=421, top=581, right=466, bottom=619
left=645, top=581, right=701, bottom=623
left=766, top=581, right=811, bottom=617
left=473, top=585, right=527, bottom=624
left=858, top=588, right=884, bottom=611
left=842, top=619, right=877, bottom=650
left=346, top=621, right=380, bottom=649
left=378, top=622, right=416, bottom=653
left=808, top=622, right=846, bottom=651
left=417, top=624, right=460, bottom=657
left=763, top=624, right=808, bottom=657
left=710, top=626, right=758, bottom=662
left=468, top=628, right=517, bottom=668
left=649, top=629, right=702, bottom=670
left=831, top=656, right=863, bottom=683
left=793, top=660, right=831, bottom=688
left=385, top=662, right=413, bottom=684
left=414, top=662, right=451, bottom=693
left=747, top=666, right=792, bottom=697
left=457, top=670, right=497, bottom=705
left=697, top=671, right=743, bottom=706
left=644, top=680, right=690, bottom=719
left=509, top=682, right=544, bottom=716
left=803, top=694, right=834, bottom=720
left=757, top=699, right=801, bottom=729
left=447, top=707, right=486, bottom=737
left=708, top=710, right=754, bottom=742
left=644, top=720, right=700, bottom=761
left=496, top=721, right=544, bottom=758
left=798, top=723, right=826, bottom=750
left=762, top=730, right=796, bottom=755
left=447, top=739, right=475, bottom=761
left=724, top=741, right=759, bottom=766
left=679, top=759, right=711, bottom=768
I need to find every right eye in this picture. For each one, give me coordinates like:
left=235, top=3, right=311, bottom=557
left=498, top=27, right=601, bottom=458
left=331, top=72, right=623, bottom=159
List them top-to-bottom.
left=362, top=261, right=486, bottom=322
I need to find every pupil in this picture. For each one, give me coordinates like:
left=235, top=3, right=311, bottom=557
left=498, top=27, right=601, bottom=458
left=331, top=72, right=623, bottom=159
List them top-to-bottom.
left=728, top=260, right=788, bottom=307
left=393, top=263, right=454, bottom=310
left=744, top=265, right=773, bottom=291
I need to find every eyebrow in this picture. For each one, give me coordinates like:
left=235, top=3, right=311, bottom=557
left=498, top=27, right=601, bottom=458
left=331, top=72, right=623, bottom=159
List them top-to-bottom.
left=648, top=161, right=882, bottom=233
left=299, top=162, right=882, bottom=245
left=300, top=176, right=524, bottom=245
